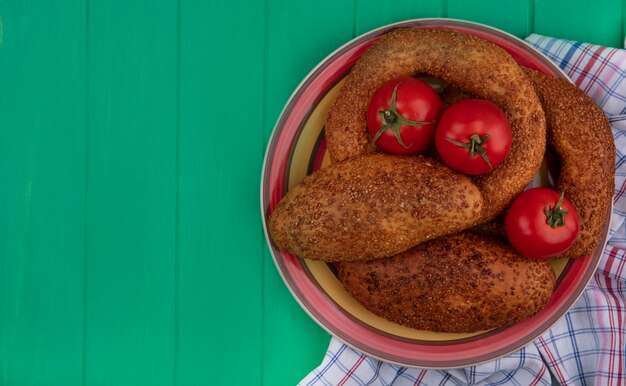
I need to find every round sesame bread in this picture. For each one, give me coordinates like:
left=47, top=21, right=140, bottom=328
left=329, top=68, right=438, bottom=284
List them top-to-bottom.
left=325, top=28, right=546, bottom=223
left=524, top=69, right=615, bottom=258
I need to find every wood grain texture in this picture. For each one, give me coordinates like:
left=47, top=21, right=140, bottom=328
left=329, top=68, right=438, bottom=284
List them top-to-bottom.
left=0, top=0, right=624, bottom=384
left=176, top=0, right=264, bottom=384
left=262, top=0, right=354, bottom=383
left=356, top=0, right=445, bottom=35
left=448, top=0, right=531, bottom=37
left=534, top=0, right=623, bottom=48
left=623, top=0, right=626, bottom=47
left=0, top=1, right=86, bottom=384
left=84, top=1, right=177, bottom=384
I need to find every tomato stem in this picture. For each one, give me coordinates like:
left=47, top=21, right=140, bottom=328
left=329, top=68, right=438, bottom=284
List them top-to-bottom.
left=373, top=82, right=433, bottom=149
left=445, top=134, right=493, bottom=169
left=544, top=192, right=569, bottom=228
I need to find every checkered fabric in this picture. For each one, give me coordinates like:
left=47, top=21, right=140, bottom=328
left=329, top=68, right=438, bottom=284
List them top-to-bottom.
left=299, top=34, right=626, bottom=386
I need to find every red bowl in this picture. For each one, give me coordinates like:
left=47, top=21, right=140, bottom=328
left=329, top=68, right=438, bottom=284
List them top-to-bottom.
left=260, top=18, right=609, bottom=368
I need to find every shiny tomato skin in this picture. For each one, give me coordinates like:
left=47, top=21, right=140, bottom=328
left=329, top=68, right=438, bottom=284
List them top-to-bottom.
left=366, top=78, right=443, bottom=155
left=435, top=99, right=512, bottom=175
left=504, top=188, right=580, bottom=259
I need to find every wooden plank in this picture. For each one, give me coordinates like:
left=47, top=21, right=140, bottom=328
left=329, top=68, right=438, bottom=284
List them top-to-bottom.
left=176, top=0, right=264, bottom=384
left=263, top=0, right=355, bottom=384
left=356, top=0, right=445, bottom=35
left=448, top=0, right=531, bottom=37
left=534, top=0, right=623, bottom=47
left=623, top=0, right=626, bottom=47
left=0, top=1, right=86, bottom=384
left=84, top=1, right=177, bottom=384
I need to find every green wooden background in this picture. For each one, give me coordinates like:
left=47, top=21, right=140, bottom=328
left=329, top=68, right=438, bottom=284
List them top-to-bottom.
left=0, top=0, right=624, bottom=385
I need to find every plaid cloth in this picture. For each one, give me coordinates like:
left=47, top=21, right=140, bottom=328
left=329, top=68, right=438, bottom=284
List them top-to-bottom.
left=300, top=34, right=626, bottom=386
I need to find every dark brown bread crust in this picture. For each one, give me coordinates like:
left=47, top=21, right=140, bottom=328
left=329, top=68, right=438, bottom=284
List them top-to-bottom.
left=325, top=28, right=546, bottom=224
left=525, top=69, right=615, bottom=258
left=268, top=154, right=483, bottom=262
left=335, top=232, right=555, bottom=333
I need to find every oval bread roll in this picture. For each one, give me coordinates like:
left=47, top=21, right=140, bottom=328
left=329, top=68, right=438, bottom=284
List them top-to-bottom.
left=268, top=154, right=483, bottom=262
left=335, top=232, right=556, bottom=332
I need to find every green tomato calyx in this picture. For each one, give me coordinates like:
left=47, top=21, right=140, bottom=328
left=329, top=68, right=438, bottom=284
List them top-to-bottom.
left=373, top=82, right=433, bottom=149
left=445, top=133, right=493, bottom=169
left=544, top=192, right=569, bottom=228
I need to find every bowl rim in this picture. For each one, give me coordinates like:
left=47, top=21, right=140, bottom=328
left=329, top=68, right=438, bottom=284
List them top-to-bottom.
left=260, top=17, right=608, bottom=368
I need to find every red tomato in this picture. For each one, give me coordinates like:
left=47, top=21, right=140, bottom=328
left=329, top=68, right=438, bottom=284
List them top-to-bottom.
left=367, top=78, right=443, bottom=154
left=435, top=99, right=512, bottom=175
left=504, top=188, right=580, bottom=259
